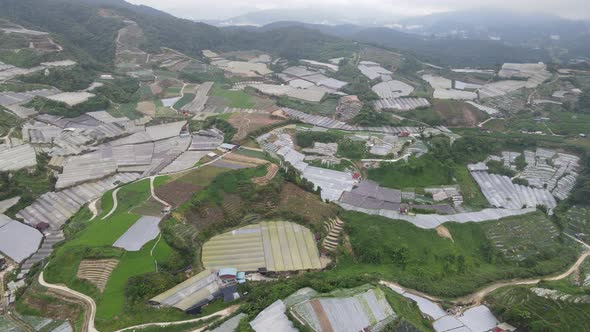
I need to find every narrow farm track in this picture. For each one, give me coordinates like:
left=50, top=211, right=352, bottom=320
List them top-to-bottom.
left=173, top=83, right=188, bottom=112
left=1, top=127, right=14, bottom=144
left=149, top=176, right=171, bottom=207
left=101, top=187, right=121, bottom=220
left=88, top=199, right=99, bottom=221
left=382, top=235, right=590, bottom=308
left=38, top=271, right=98, bottom=332
left=113, top=305, right=240, bottom=332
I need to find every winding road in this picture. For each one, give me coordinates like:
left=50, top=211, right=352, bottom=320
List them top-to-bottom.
left=100, top=188, right=121, bottom=220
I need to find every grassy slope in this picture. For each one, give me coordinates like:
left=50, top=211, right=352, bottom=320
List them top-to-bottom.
left=210, top=84, right=255, bottom=109
left=367, top=155, right=453, bottom=188
left=336, top=211, right=580, bottom=298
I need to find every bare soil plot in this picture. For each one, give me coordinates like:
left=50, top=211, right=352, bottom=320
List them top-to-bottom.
left=433, top=100, right=488, bottom=127
left=136, top=101, right=156, bottom=117
left=228, top=112, right=284, bottom=141
left=165, top=166, right=229, bottom=221
left=154, top=182, right=201, bottom=207
left=278, top=183, right=339, bottom=229
left=436, top=225, right=454, bottom=241
left=76, top=259, right=119, bottom=292
left=18, top=283, right=84, bottom=326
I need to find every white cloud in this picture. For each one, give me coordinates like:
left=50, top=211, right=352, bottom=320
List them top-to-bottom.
left=127, top=0, right=590, bottom=20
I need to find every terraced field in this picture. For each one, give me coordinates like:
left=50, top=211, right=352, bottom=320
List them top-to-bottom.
left=559, top=206, right=590, bottom=237
left=481, top=211, right=561, bottom=261
left=76, top=259, right=119, bottom=292
left=487, top=286, right=590, bottom=331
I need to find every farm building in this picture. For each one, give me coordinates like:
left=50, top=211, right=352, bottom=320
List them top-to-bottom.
left=300, top=59, right=339, bottom=71
left=357, top=62, right=392, bottom=80
left=372, top=80, right=414, bottom=99
left=374, top=97, right=430, bottom=111
left=280, top=108, right=422, bottom=134
left=145, top=121, right=187, bottom=141
left=0, top=144, right=37, bottom=171
left=340, top=180, right=402, bottom=211
left=0, top=214, right=43, bottom=263
left=202, top=221, right=322, bottom=272
left=150, top=268, right=240, bottom=313
left=251, top=285, right=397, bottom=332
left=289, top=286, right=396, bottom=332
left=250, top=300, right=297, bottom=332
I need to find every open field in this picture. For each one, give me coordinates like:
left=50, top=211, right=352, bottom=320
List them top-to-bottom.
left=210, top=84, right=256, bottom=109
left=227, top=112, right=285, bottom=141
left=368, top=155, right=453, bottom=189
left=158, top=165, right=229, bottom=207
left=277, top=183, right=339, bottom=231
left=336, top=210, right=579, bottom=297
left=16, top=281, right=85, bottom=331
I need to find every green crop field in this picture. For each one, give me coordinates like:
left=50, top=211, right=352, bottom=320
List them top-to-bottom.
left=210, top=84, right=255, bottom=109
left=165, top=86, right=182, bottom=97
left=172, top=92, right=195, bottom=109
left=108, top=102, right=142, bottom=120
left=368, top=155, right=454, bottom=189
left=557, top=205, right=590, bottom=237
left=336, top=211, right=579, bottom=298
left=481, top=211, right=561, bottom=261
left=487, top=286, right=590, bottom=331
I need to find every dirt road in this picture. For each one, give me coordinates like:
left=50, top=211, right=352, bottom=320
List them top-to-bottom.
left=101, top=187, right=120, bottom=220
left=38, top=271, right=98, bottom=332
left=113, top=305, right=239, bottom=332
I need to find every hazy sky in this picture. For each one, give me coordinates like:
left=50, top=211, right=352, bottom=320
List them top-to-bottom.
left=127, top=0, right=590, bottom=20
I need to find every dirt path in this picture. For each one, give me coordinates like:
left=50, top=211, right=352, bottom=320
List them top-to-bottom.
left=173, top=83, right=188, bottom=112
left=477, top=117, right=494, bottom=128
left=149, top=176, right=171, bottom=207
left=101, top=188, right=120, bottom=220
left=88, top=199, right=99, bottom=221
left=435, top=225, right=453, bottom=241
left=38, top=271, right=98, bottom=332
left=113, top=305, right=239, bottom=332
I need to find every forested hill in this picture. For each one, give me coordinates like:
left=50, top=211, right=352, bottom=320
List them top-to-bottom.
left=0, top=0, right=356, bottom=65
left=247, top=21, right=552, bottom=67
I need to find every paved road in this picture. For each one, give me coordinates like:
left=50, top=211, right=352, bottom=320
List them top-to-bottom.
left=38, top=271, right=98, bottom=332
